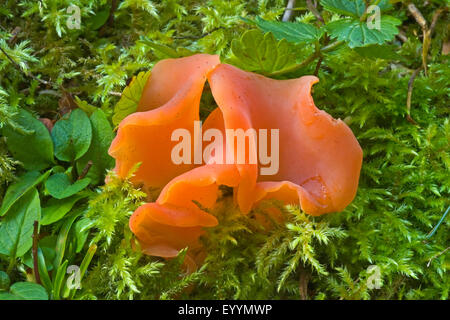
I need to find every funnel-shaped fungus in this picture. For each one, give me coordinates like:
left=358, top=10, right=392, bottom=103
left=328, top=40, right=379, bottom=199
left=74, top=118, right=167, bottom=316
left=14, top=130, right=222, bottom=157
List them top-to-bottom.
left=109, top=54, right=363, bottom=261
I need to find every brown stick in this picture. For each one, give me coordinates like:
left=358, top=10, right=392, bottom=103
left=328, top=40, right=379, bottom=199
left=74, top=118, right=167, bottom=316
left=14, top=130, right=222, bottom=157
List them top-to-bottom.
left=306, top=0, right=324, bottom=25
left=0, top=46, right=51, bottom=86
left=314, top=56, right=323, bottom=76
left=406, top=67, right=422, bottom=125
left=78, top=160, right=93, bottom=180
left=32, top=221, right=41, bottom=285
left=298, top=265, right=310, bottom=300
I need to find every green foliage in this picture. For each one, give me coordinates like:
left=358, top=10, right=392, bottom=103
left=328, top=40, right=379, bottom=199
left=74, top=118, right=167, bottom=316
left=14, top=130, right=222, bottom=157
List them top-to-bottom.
left=252, top=16, right=324, bottom=43
left=326, top=16, right=401, bottom=48
left=228, top=29, right=297, bottom=75
left=112, top=70, right=151, bottom=126
left=2, top=109, right=55, bottom=171
left=52, top=109, right=92, bottom=163
left=76, top=109, right=114, bottom=185
left=0, top=170, right=49, bottom=217
left=45, top=173, right=91, bottom=199
left=0, top=188, right=40, bottom=258
left=0, top=281, right=48, bottom=300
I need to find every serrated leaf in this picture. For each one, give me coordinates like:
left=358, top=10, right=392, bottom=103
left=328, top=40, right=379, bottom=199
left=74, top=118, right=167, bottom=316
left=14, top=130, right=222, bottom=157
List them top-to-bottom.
left=320, top=0, right=367, bottom=17
left=320, top=0, right=393, bottom=17
left=254, top=16, right=323, bottom=43
left=326, top=16, right=401, bottom=48
left=228, top=29, right=297, bottom=74
left=112, top=70, right=151, bottom=126
left=2, top=109, right=54, bottom=170
left=52, top=109, right=92, bottom=162
left=76, top=109, right=114, bottom=185
left=0, top=170, right=50, bottom=217
left=45, top=173, right=90, bottom=199
left=0, top=188, right=40, bottom=258
left=9, top=282, right=48, bottom=300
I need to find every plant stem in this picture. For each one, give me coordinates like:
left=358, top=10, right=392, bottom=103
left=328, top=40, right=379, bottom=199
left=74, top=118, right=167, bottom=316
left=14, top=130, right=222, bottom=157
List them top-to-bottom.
left=282, top=0, right=297, bottom=22
left=306, top=0, right=324, bottom=25
left=0, top=46, right=51, bottom=86
left=406, top=67, right=422, bottom=124
left=32, top=220, right=41, bottom=285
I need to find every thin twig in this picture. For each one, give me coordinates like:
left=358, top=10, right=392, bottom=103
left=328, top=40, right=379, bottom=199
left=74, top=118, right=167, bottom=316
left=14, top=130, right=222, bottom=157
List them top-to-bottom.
left=99, top=0, right=118, bottom=36
left=282, top=0, right=296, bottom=22
left=306, top=0, right=324, bottom=25
left=407, top=3, right=427, bottom=29
left=406, top=4, right=446, bottom=77
left=429, top=7, right=447, bottom=34
left=396, top=31, right=408, bottom=43
left=0, top=46, right=51, bottom=86
left=313, top=56, right=323, bottom=76
left=406, top=67, right=421, bottom=124
left=109, top=91, right=122, bottom=97
left=78, top=160, right=93, bottom=180
left=32, top=221, right=41, bottom=285
left=427, top=246, right=450, bottom=267
left=298, top=265, right=310, bottom=300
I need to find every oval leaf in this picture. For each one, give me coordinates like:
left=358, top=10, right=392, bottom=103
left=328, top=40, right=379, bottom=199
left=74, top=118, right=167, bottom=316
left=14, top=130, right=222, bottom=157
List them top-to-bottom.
left=2, top=109, right=54, bottom=170
left=52, top=109, right=92, bottom=162
left=76, top=109, right=114, bottom=185
left=0, top=170, right=50, bottom=217
left=45, top=173, right=90, bottom=199
left=0, top=188, right=40, bottom=258
left=9, top=282, right=48, bottom=300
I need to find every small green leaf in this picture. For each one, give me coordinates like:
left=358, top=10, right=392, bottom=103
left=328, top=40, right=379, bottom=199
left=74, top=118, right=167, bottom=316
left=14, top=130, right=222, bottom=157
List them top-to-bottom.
left=320, top=0, right=366, bottom=17
left=320, top=0, right=393, bottom=17
left=88, top=8, right=110, bottom=30
left=253, top=16, right=324, bottom=43
left=326, top=16, right=401, bottom=48
left=228, top=29, right=297, bottom=74
left=140, top=37, right=181, bottom=58
left=112, top=70, right=152, bottom=126
left=74, top=96, right=98, bottom=116
left=2, top=109, right=54, bottom=170
left=52, top=109, right=92, bottom=162
left=76, top=109, right=114, bottom=185
left=0, top=170, right=50, bottom=217
left=45, top=173, right=90, bottom=199
left=0, top=189, right=40, bottom=258
left=41, top=194, right=86, bottom=225
left=54, top=210, right=84, bottom=269
left=74, top=218, right=92, bottom=253
left=36, top=248, right=53, bottom=293
left=52, top=260, right=68, bottom=300
left=9, top=282, right=48, bottom=300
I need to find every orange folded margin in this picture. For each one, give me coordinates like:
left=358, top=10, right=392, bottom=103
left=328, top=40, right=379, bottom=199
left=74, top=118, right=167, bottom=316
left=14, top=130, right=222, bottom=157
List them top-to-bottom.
left=109, top=54, right=363, bottom=259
